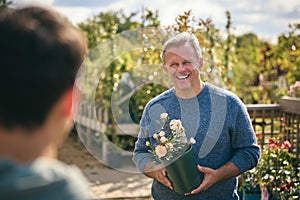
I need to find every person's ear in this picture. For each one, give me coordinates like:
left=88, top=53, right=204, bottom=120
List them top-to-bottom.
left=199, top=58, right=204, bottom=70
left=162, top=63, right=167, bottom=71
left=61, top=88, right=73, bottom=118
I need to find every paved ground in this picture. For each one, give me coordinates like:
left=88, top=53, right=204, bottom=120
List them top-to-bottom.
left=58, top=137, right=153, bottom=200
left=84, top=168, right=153, bottom=200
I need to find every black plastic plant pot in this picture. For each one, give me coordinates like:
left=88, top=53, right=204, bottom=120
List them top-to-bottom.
left=162, top=145, right=202, bottom=195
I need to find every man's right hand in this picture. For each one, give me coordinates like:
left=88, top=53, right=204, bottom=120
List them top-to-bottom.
left=144, top=161, right=173, bottom=190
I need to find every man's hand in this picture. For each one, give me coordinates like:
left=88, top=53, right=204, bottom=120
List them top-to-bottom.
left=144, top=161, right=173, bottom=190
left=187, top=162, right=240, bottom=195
left=189, top=165, right=219, bottom=194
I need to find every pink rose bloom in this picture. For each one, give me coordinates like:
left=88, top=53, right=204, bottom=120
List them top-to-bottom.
left=159, top=131, right=166, bottom=137
left=153, top=133, right=158, bottom=139
left=160, top=136, right=167, bottom=143
left=146, top=141, right=151, bottom=146
left=282, top=141, right=292, bottom=149
left=270, top=143, right=277, bottom=149
left=155, top=145, right=167, bottom=158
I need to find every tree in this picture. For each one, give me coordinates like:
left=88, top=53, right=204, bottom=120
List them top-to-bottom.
left=0, top=0, right=11, bottom=12
left=77, top=8, right=300, bottom=151
left=78, top=8, right=165, bottom=150
left=79, top=10, right=139, bottom=49
left=222, top=11, right=236, bottom=90
left=256, top=22, right=300, bottom=103
left=275, top=23, right=300, bottom=86
left=235, top=33, right=264, bottom=103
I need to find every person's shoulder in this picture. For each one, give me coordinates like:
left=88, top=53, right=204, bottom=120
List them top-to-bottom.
left=206, top=82, right=243, bottom=105
left=206, top=83, right=239, bottom=99
left=31, top=157, right=87, bottom=180
left=0, top=158, right=89, bottom=200
left=31, top=158, right=89, bottom=196
left=33, top=158, right=89, bottom=199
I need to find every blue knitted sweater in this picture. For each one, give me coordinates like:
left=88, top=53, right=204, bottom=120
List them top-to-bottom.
left=133, top=82, right=260, bottom=199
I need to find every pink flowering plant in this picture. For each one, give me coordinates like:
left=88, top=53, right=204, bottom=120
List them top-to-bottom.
left=289, top=81, right=300, bottom=97
left=146, top=112, right=196, bottom=161
left=245, top=137, right=299, bottom=198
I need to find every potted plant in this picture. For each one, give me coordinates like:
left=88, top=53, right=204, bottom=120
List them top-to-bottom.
left=281, top=81, right=300, bottom=115
left=289, top=81, right=300, bottom=98
left=145, top=112, right=202, bottom=195
left=243, top=137, right=299, bottom=200
left=240, top=168, right=261, bottom=200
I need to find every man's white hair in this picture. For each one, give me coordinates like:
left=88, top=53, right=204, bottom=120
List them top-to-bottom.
left=160, top=32, right=202, bottom=63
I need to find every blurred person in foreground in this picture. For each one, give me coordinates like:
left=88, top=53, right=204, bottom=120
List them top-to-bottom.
left=0, top=5, right=89, bottom=200
left=133, top=32, right=260, bottom=199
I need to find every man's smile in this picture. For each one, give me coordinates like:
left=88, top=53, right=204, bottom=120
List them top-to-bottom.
left=176, top=74, right=190, bottom=80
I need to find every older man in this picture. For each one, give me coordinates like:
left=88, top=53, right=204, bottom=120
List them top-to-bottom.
left=133, top=32, right=260, bottom=199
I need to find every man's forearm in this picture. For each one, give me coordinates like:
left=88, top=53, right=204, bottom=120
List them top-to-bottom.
left=144, top=161, right=173, bottom=190
left=144, top=161, right=158, bottom=178
left=215, top=162, right=240, bottom=181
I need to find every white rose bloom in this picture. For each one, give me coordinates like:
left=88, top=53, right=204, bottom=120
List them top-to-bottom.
left=160, top=113, right=168, bottom=121
left=159, top=131, right=166, bottom=137
left=160, top=136, right=167, bottom=143
left=181, top=137, right=188, bottom=144
left=189, top=137, right=196, bottom=144
left=165, top=142, right=174, bottom=150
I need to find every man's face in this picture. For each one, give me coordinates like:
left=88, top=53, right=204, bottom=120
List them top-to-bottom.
left=163, top=44, right=201, bottom=96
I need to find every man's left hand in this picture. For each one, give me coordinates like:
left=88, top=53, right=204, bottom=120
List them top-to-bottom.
left=188, top=165, right=219, bottom=194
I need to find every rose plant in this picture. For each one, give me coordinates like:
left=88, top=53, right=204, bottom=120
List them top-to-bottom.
left=145, top=112, right=201, bottom=194
left=146, top=112, right=196, bottom=161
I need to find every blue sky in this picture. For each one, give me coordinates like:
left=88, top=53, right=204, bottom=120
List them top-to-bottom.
left=13, top=0, right=300, bottom=44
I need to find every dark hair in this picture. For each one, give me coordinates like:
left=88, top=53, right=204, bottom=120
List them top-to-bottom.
left=0, top=6, right=86, bottom=130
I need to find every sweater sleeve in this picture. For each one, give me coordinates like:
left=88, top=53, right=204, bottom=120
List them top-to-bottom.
left=228, top=98, right=261, bottom=174
left=132, top=106, right=156, bottom=173
left=132, top=127, right=156, bottom=173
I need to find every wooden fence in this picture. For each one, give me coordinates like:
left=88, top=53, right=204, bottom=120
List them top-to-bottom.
left=75, top=97, right=300, bottom=166
left=247, top=97, right=300, bottom=166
